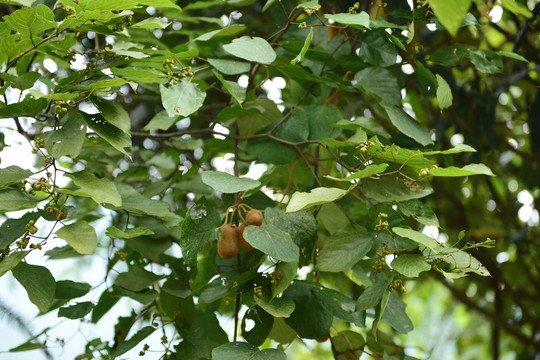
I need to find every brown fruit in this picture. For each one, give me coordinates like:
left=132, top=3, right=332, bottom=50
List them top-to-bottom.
left=245, top=209, right=263, bottom=226
left=237, top=222, right=255, bottom=251
left=217, top=224, right=239, bottom=259
left=316, top=334, right=329, bottom=343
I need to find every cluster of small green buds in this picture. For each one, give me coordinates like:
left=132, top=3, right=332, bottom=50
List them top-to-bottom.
left=57, top=2, right=76, bottom=17
left=349, top=2, right=360, bottom=13
left=303, top=5, right=320, bottom=16
left=114, top=15, right=133, bottom=32
left=298, top=21, right=307, bottom=29
left=63, top=51, right=77, bottom=63
left=162, top=58, right=175, bottom=69
left=54, top=99, right=73, bottom=115
left=32, top=137, right=46, bottom=154
left=356, top=140, right=378, bottom=154
left=419, top=168, right=430, bottom=177
left=19, top=175, right=53, bottom=195
left=374, top=212, right=389, bottom=231
left=25, top=220, right=38, bottom=234
left=16, top=234, right=30, bottom=250
left=29, top=243, right=43, bottom=250
left=0, top=246, right=10, bottom=261
left=372, top=246, right=391, bottom=273
left=114, top=250, right=128, bottom=261
left=269, top=270, right=282, bottom=284
left=388, top=279, right=406, bottom=293
left=253, top=285, right=263, bottom=297
left=152, top=312, right=161, bottom=327
left=161, top=335, right=168, bottom=344
left=139, top=343, right=150, bottom=356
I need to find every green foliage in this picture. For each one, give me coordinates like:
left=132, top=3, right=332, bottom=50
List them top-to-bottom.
left=0, top=0, right=537, bottom=359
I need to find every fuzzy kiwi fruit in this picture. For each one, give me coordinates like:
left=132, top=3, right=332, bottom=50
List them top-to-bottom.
left=245, top=209, right=263, bottom=226
left=237, top=222, right=255, bottom=251
left=218, top=224, right=239, bottom=259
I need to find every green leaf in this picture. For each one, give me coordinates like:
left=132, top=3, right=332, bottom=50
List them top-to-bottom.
left=137, top=0, right=181, bottom=9
left=429, top=0, right=472, bottom=36
left=500, top=0, right=533, bottom=18
left=3, top=5, right=56, bottom=40
left=325, top=11, right=370, bottom=28
left=132, top=17, right=170, bottom=29
left=195, top=24, right=245, bottom=41
left=291, top=27, right=313, bottom=65
left=359, top=30, right=397, bottom=67
left=223, top=36, right=277, bottom=64
left=470, top=49, right=503, bottom=73
left=497, top=50, right=528, bottom=62
left=208, top=58, right=251, bottom=75
left=414, top=61, right=437, bottom=97
left=353, top=67, right=401, bottom=106
left=213, top=70, right=246, bottom=105
left=0, top=71, right=40, bottom=90
left=436, top=74, right=453, bottom=109
left=160, top=81, right=206, bottom=117
left=92, top=97, right=131, bottom=132
left=0, top=98, right=47, bottom=118
left=237, top=98, right=281, bottom=136
left=292, top=104, right=343, bottom=140
left=382, top=105, right=434, bottom=146
left=142, top=110, right=179, bottom=131
left=80, top=112, right=131, bottom=156
left=43, top=114, right=86, bottom=158
left=423, top=143, right=476, bottom=155
left=326, top=163, right=389, bottom=181
left=429, top=163, right=494, bottom=177
left=0, top=165, right=32, bottom=189
left=67, top=170, right=122, bottom=207
left=201, top=170, right=260, bottom=193
left=363, top=175, right=433, bottom=203
left=113, top=183, right=171, bottom=218
left=286, top=187, right=347, bottom=213
left=0, top=189, right=37, bottom=213
left=179, top=197, right=221, bottom=266
left=397, top=200, right=439, bottom=227
left=0, top=212, right=40, bottom=248
left=55, top=221, right=98, bottom=255
left=244, top=224, right=299, bottom=262
left=316, top=225, right=372, bottom=272
left=106, top=226, right=154, bottom=239
left=392, top=227, right=440, bottom=250
left=432, top=247, right=490, bottom=276
left=0, top=251, right=29, bottom=277
left=391, top=254, right=431, bottom=277
left=271, top=261, right=298, bottom=297
left=12, top=262, right=56, bottom=312
left=114, top=267, right=163, bottom=292
left=356, top=278, right=387, bottom=311
left=55, top=280, right=91, bottom=299
left=283, top=282, right=334, bottom=339
left=254, top=291, right=295, bottom=318
left=381, top=292, right=414, bottom=333
left=58, top=302, right=94, bottom=319
left=242, top=307, right=274, bottom=346
left=175, top=311, right=228, bottom=358
left=268, top=317, right=297, bottom=344
left=113, top=326, right=156, bottom=357
left=332, top=330, right=366, bottom=357
left=9, top=341, right=46, bottom=353
left=212, top=342, right=286, bottom=360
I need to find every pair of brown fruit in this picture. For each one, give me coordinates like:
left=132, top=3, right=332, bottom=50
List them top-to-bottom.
left=218, top=209, right=263, bottom=259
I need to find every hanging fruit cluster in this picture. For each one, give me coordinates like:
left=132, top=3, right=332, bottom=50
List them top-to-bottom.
left=217, top=205, right=263, bottom=259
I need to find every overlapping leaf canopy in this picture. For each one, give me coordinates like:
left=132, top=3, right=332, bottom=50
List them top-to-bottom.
left=0, top=0, right=538, bottom=359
